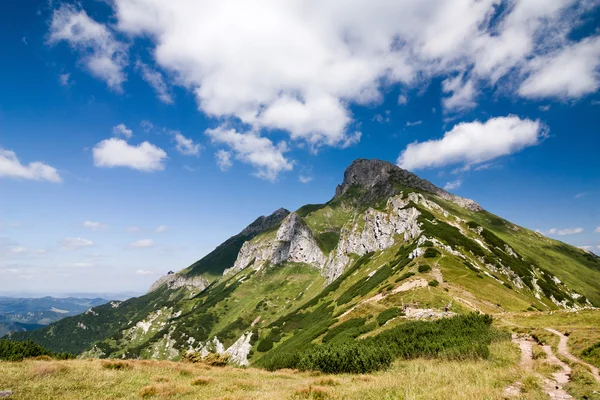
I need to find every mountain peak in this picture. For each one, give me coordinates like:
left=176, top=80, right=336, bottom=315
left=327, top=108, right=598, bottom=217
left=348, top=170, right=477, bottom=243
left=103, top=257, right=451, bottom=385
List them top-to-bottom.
left=335, top=158, right=482, bottom=211
left=240, top=208, right=290, bottom=236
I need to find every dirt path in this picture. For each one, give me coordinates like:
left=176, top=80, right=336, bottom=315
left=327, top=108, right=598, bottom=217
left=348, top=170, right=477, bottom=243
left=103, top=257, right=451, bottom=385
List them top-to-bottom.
left=339, top=278, right=428, bottom=318
left=545, top=328, right=600, bottom=383
left=507, top=334, right=573, bottom=399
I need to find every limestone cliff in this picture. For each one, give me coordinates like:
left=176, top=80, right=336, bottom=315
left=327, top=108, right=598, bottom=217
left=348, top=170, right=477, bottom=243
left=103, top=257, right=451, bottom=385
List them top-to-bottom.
left=225, top=212, right=326, bottom=275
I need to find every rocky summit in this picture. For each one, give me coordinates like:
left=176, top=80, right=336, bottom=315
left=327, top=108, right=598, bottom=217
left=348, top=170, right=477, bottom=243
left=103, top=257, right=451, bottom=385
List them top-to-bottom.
left=8, top=158, right=599, bottom=370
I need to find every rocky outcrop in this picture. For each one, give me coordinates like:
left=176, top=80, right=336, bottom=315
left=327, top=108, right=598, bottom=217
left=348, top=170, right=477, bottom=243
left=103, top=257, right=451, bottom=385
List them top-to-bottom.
left=334, top=158, right=482, bottom=211
left=324, top=194, right=422, bottom=282
left=240, top=208, right=290, bottom=236
left=225, top=212, right=326, bottom=275
left=148, top=274, right=209, bottom=293
left=225, top=332, right=253, bottom=366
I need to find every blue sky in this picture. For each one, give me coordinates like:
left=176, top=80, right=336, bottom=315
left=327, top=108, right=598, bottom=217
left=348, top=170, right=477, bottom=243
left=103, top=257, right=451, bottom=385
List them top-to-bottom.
left=1, top=0, right=599, bottom=296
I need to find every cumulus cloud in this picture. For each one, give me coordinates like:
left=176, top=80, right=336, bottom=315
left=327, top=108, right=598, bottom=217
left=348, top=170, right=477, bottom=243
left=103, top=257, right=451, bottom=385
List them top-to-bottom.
left=48, top=0, right=600, bottom=174
left=48, top=4, right=127, bottom=91
left=519, top=36, right=600, bottom=99
left=136, top=61, right=173, bottom=104
left=59, top=73, right=71, bottom=87
left=442, top=74, right=477, bottom=112
left=397, top=95, right=408, bottom=105
left=397, top=116, right=545, bottom=170
left=140, top=120, right=154, bottom=133
left=112, top=124, right=133, bottom=139
left=206, top=127, right=293, bottom=181
left=171, top=132, right=201, bottom=156
left=93, top=138, right=167, bottom=171
left=0, top=148, right=61, bottom=182
left=215, top=150, right=232, bottom=171
left=299, top=175, right=313, bottom=184
left=443, top=179, right=462, bottom=191
left=83, top=221, right=108, bottom=231
left=595, top=226, right=600, bottom=233
left=546, top=227, right=584, bottom=236
left=60, top=237, right=93, bottom=250
left=129, top=239, right=155, bottom=248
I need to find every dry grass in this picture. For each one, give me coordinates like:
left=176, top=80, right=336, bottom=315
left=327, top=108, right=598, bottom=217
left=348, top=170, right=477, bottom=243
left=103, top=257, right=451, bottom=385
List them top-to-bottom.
left=0, top=341, right=558, bottom=399
left=191, top=376, right=214, bottom=386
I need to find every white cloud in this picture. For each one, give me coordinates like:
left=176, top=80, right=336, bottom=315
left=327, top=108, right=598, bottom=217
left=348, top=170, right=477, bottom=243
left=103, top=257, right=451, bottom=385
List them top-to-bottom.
left=50, top=0, right=599, bottom=158
left=49, top=4, right=128, bottom=91
left=519, top=36, right=600, bottom=99
left=136, top=61, right=173, bottom=104
left=59, top=73, right=71, bottom=86
left=442, top=74, right=477, bottom=112
left=397, top=95, right=408, bottom=105
left=539, top=105, right=551, bottom=112
left=398, top=116, right=545, bottom=170
left=140, top=120, right=154, bottom=133
left=406, top=120, right=422, bottom=127
left=112, top=124, right=133, bottom=139
left=206, top=127, right=293, bottom=180
left=172, top=132, right=201, bottom=156
left=93, top=138, right=167, bottom=171
left=0, top=148, right=62, bottom=183
left=215, top=150, right=232, bottom=171
left=299, top=175, right=313, bottom=184
left=443, top=179, right=462, bottom=191
left=574, top=192, right=586, bottom=199
left=83, top=221, right=108, bottom=231
left=156, top=225, right=167, bottom=233
left=126, top=226, right=141, bottom=233
left=595, top=226, right=600, bottom=233
left=547, top=227, right=584, bottom=236
left=60, top=237, right=93, bottom=250
left=129, top=239, right=155, bottom=248
left=10, top=246, right=28, bottom=255
left=136, top=269, right=153, bottom=275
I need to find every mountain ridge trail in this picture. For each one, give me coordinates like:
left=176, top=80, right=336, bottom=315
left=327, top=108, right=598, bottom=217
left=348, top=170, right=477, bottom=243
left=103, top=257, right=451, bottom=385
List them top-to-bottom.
left=545, top=327, right=600, bottom=383
left=507, top=334, right=573, bottom=399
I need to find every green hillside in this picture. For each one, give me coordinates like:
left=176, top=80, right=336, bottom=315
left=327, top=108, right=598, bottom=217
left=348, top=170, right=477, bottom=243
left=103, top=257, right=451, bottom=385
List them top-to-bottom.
left=7, top=159, right=599, bottom=368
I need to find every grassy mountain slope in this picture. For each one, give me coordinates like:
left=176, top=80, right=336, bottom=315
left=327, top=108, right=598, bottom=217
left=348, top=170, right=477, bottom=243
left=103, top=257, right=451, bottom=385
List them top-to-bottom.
left=8, top=159, right=599, bottom=366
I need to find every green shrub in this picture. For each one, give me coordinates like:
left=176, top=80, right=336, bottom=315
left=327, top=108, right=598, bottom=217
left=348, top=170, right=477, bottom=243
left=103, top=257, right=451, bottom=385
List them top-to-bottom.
left=423, top=248, right=440, bottom=258
left=418, top=264, right=432, bottom=273
left=395, top=272, right=414, bottom=283
left=428, top=279, right=439, bottom=287
left=376, top=308, right=402, bottom=326
left=265, top=314, right=502, bottom=374
left=257, top=337, right=274, bottom=352
left=0, top=339, right=74, bottom=362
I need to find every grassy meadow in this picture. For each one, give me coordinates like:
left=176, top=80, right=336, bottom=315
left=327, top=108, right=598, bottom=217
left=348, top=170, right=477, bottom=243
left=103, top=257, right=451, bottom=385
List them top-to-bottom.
left=0, top=341, right=533, bottom=400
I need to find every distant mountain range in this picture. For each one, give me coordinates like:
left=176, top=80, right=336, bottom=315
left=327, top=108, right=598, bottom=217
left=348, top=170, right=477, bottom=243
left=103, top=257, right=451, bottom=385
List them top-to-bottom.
left=8, top=159, right=600, bottom=366
left=0, top=296, right=110, bottom=337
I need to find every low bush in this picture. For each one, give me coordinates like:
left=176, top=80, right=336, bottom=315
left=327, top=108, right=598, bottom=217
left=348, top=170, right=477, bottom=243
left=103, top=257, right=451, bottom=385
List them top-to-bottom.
left=423, top=248, right=440, bottom=258
left=418, top=264, right=432, bottom=273
left=395, top=272, right=414, bottom=283
left=428, top=279, right=439, bottom=287
left=376, top=308, right=402, bottom=326
left=265, top=314, right=503, bottom=374
left=0, top=339, right=74, bottom=362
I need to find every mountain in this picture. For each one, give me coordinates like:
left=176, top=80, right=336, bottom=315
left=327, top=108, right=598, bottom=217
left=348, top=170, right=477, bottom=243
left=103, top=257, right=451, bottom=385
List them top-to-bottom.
left=8, top=158, right=599, bottom=365
left=0, top=297, right=109, bottom=337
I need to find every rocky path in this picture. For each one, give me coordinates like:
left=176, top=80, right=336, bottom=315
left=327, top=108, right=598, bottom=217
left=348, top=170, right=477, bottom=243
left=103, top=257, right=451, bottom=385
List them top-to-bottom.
left=339, top=278, right=428, bottom=318
left=545, top=328, right=600, bottom=383
left=507, top=334, right=573, bottom=399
